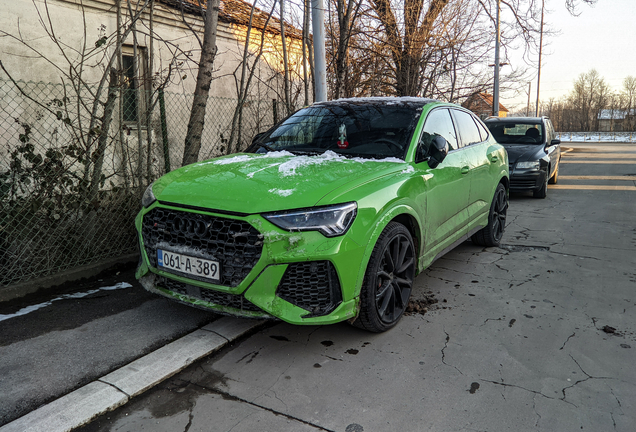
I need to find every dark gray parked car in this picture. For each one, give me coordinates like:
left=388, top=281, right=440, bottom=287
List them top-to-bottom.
left=484, top=117, right=561, bottom=198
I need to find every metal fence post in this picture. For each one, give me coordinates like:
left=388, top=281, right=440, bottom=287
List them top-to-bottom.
left=158, top=88, right=170, bottom=173
left=273, top=99, right=278, bottom=124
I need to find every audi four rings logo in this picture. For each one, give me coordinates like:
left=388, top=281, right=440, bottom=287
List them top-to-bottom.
left=172, top=217, right=208, bottom=236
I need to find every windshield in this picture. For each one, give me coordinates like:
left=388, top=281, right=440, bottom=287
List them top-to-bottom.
left=249, top=103, right=422, bottom=159
left=487, top=122, right=544, bottom=145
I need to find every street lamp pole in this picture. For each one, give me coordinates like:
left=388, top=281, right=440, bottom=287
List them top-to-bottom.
left=311, top=0, right=327, bottom=102
left=493, top=0, right=501, bottom=117
left=535, top=0, right=544, bottom=116
left=526, top=81, right=532, bottom=117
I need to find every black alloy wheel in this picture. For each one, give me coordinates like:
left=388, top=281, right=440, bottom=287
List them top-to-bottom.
left=472, top=183, right=508, bottom=247
left=353, top=222, right=416, bottom=332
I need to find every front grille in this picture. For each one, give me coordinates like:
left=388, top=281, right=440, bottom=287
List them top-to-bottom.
left=510, top=179, right=538, bottom=189
left=142, top=207, right=262, bottom=287
left=277, top=261, right=342, bottom=317
left=158, top=276, right=263, bottom=312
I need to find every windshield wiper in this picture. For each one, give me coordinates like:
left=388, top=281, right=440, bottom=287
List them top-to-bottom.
left=259, top=142, right=277, bottom=152
left=289, top=149, right=324, bottom=156
left=338, top=152, right=399, bottom=160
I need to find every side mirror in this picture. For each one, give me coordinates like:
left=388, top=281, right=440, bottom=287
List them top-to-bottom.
left=427, top=135, right=449, bottom=169
left=550, top=139, right=561, bottom=146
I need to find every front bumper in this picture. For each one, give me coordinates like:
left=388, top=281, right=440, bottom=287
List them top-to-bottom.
left=508, top=168, right=548, bottom=191
left=135, top=203, right=362, bottom=325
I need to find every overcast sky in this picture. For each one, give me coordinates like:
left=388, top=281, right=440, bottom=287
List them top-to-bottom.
left=504, top=0, right=636, bottom=109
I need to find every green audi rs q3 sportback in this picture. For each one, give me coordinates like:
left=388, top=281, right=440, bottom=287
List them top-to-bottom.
left=136, top=98, right=509, bottom=332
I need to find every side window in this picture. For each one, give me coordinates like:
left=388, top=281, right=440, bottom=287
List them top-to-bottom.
left=421, top=108, right=459, bottom=151
left=451, top=109, right=483, bottom=147
left=475, top=117, right=491, bottom=142
left=546, top=120, right=555, bottom=142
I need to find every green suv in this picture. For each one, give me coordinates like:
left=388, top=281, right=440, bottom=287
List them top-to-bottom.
left=136, top=98, right=509, bottom=332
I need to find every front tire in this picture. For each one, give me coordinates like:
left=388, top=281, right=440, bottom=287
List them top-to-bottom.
left=548, top=160, right=559, bottom=184
left=533, top=170, right=548, bottom=198
left=472, top=183, right=508, bottom=247
left=352, top=222, right=416, bottom=333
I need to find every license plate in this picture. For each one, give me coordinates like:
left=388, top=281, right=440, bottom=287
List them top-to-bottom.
left=157, top=249, right=220, bottom=283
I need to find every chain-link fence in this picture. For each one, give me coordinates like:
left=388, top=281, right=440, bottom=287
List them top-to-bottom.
left=0, top=78, right=281, bottom=288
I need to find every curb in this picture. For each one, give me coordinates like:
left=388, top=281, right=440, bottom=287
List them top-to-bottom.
left=0, top=317, right=266, bottom=432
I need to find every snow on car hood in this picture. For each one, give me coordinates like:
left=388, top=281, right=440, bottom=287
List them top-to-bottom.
left=153, top=151, right=408, bottom=214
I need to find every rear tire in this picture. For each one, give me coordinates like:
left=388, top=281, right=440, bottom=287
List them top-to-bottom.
left=472, top=183, right=508, bottom=247
left=352, top=222, right=416, bottom=333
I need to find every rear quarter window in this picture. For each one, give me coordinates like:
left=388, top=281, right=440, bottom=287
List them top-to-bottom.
left=475, top=118, right=491, bottom=142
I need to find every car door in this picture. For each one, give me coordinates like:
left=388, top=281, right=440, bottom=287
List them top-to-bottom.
left=413, top=108, right=471, bottom=261
left=450, top=109, right=497, bottom=225
left=544, top=119, right=561, bottom=178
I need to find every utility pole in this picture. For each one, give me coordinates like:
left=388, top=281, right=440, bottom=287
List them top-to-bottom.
left=311, top=0, right=327, bottom=102
left=493, top=0, right=501, bottom=117
left=535, top=0, right=544, bottom=116
left=526, top=82, right=532, bottom=117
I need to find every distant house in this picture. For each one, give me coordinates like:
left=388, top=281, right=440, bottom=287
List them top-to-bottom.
left=462, top=92, right=509, bottom=120
left=597, top=109, right=636, bottom=132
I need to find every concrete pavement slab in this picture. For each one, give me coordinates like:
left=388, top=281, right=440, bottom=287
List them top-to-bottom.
left=91, top=390, right=325, bottom=432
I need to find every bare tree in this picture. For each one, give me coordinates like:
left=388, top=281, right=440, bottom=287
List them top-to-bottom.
left=182, top=0, right=221, bottom=166
left=227, top=0, right=278, bottom=154
left=323, top=0, right=597, bottom=101
left=328, top=0, right=364, bottom=98
left=568, top=69, right=610, bottom=131
left=622, top=76, right=636, bottom=131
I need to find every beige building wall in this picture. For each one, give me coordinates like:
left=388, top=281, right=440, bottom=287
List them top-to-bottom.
left=0, top=0, right=306, bottom=97
left=1, top=0, right=309, bottom=174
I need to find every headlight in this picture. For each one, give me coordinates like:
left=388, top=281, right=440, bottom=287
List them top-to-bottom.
left=516, top=161, right=540, bottom=170
left=141, top=182, right=157, bottom=208
left=263, top=202, right=357, bottom=237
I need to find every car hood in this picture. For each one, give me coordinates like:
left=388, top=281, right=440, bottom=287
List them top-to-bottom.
left=503, top=144, right=545, bottom=164
left=153, top=151, right=408, bottom=214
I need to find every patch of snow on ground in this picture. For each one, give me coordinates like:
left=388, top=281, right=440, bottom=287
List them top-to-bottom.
left=557, top=132, right=635, bottom=143
left=269, top=188, right=295, bottom=197
left=0, top=282, right=133, bottom=322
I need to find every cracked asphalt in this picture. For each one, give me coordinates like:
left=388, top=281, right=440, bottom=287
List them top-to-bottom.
left=17, top=143, right=636, bottom=431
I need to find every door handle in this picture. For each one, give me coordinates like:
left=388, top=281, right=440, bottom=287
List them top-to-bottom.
left=488, top=153, right=498, bottom=163
left=461, top=166, right=470, bottom=174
